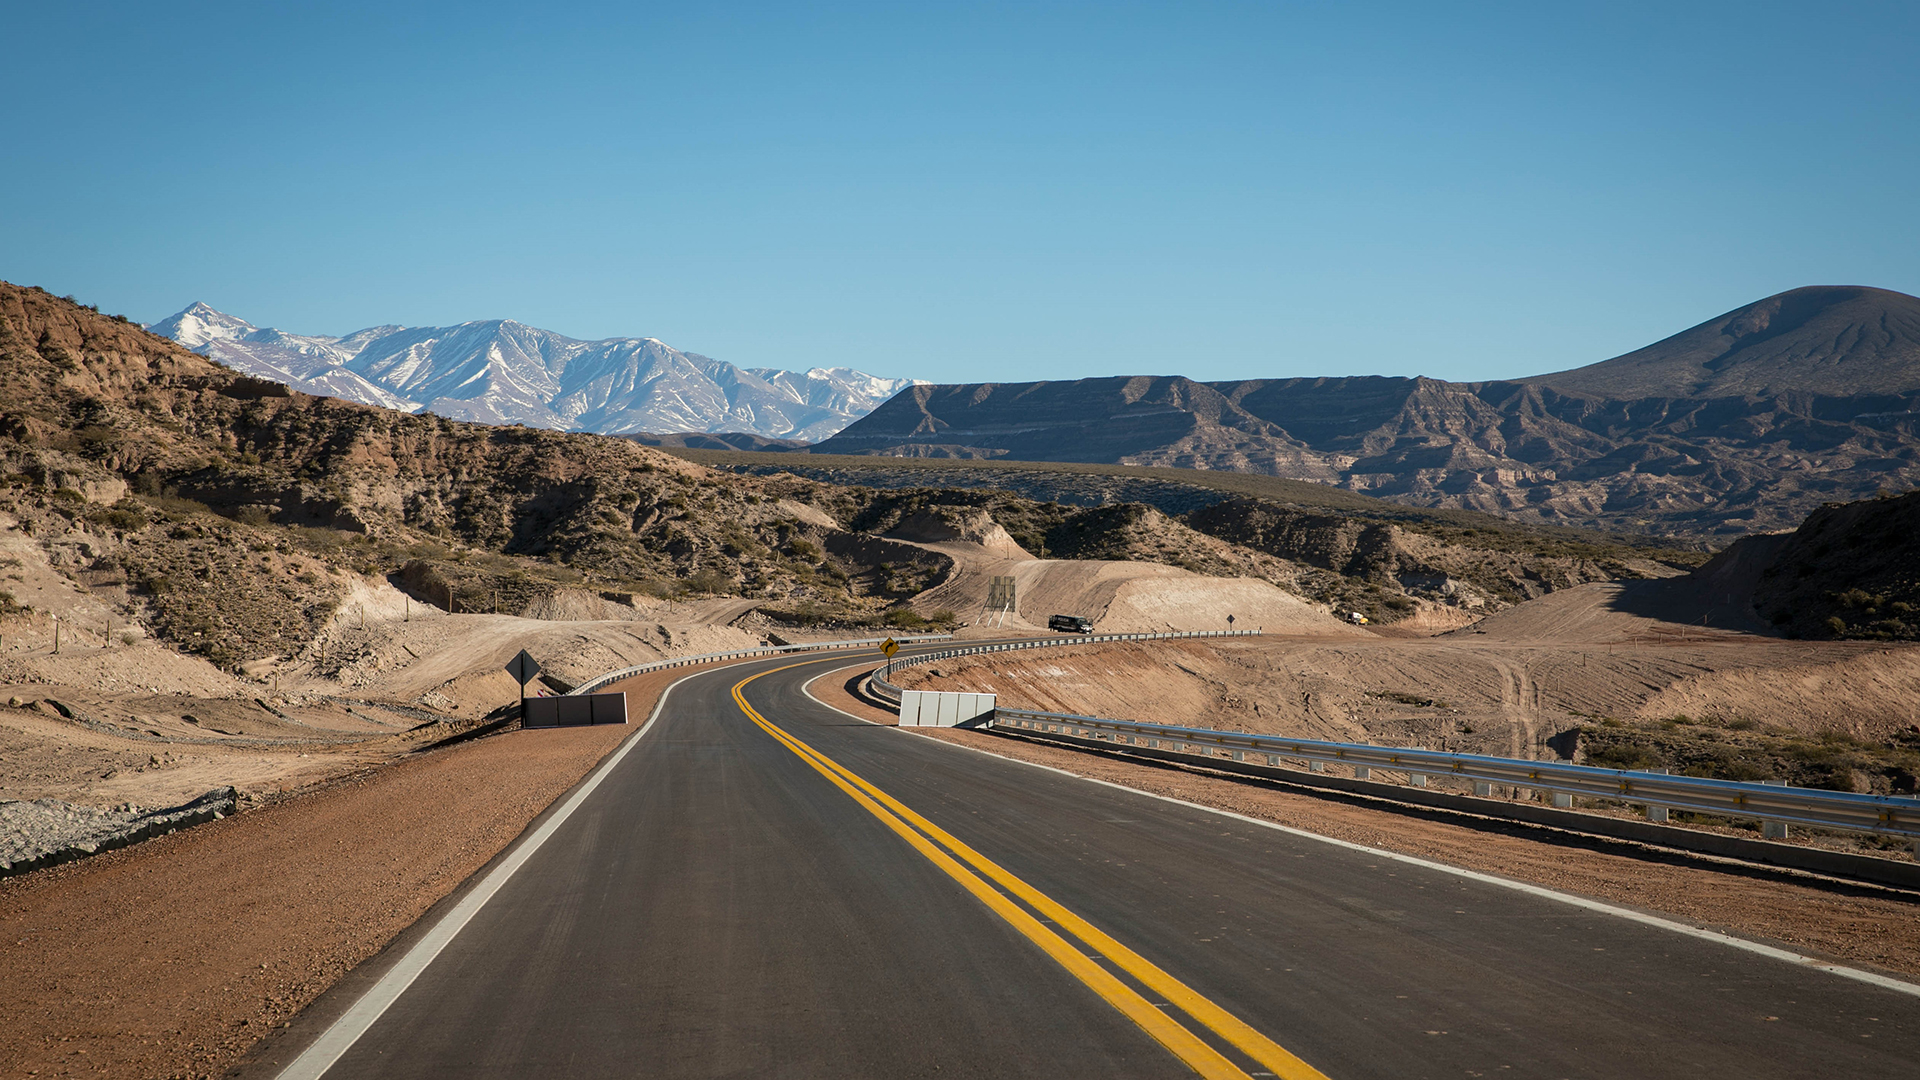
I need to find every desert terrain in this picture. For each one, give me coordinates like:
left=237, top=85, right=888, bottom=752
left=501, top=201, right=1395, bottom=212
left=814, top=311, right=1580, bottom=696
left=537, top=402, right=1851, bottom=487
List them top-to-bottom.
left=4, top=282, right=1919, bottom=1079
left=0, top=507, right=779, bottom=848
left=896, top=571, right=1920, bottom=810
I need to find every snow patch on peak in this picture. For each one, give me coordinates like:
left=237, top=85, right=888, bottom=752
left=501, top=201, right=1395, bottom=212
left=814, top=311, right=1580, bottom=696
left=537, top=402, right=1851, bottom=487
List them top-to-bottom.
left=147, top=302, right=255, bottom=349
left=151, top=305, right=919, bottom=440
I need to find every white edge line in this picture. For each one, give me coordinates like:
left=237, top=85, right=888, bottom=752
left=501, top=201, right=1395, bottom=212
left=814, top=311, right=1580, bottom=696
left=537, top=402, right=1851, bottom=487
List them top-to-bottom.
left=802, top=663, right=889, bottom=727
left=274, top=672, right=696, bottom=1080
left=843, top=701, right=1920, bottom=1001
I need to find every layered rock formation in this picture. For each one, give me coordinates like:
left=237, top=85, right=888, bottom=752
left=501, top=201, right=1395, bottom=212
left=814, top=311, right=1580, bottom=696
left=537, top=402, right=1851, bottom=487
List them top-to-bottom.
left=813, top=287, right=1920, bottom=535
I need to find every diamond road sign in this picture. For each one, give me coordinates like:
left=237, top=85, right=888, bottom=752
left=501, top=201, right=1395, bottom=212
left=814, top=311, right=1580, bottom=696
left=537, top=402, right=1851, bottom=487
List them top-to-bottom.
left=880, top=638, right=899, bottom=658
left=504, top=649, right=540, bottom=684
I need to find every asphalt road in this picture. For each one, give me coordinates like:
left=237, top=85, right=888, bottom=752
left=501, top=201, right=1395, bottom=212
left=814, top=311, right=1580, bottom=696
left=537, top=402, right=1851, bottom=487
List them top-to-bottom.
left=267, top=645, right=1920, bottom=1079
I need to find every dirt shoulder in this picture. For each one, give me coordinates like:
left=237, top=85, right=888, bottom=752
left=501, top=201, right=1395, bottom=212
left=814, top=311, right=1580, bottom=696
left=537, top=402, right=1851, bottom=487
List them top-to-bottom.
left=805, top=661, right=1920, bottom=981
left=0, top=663, right=694, bottom=1080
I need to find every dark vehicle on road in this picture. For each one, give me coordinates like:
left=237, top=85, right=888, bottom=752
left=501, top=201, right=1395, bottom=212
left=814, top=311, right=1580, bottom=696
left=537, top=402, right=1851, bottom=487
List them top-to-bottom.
left=1048, top=614, right=1094, bottom=634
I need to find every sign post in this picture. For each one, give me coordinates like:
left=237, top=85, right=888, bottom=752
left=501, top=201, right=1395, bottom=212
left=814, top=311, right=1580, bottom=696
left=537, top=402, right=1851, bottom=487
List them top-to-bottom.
left=988, top=576, right=1016, bottom=627
left=880, top=637, right=899, bottom=679
left=504, top=649, right=541, bottom=723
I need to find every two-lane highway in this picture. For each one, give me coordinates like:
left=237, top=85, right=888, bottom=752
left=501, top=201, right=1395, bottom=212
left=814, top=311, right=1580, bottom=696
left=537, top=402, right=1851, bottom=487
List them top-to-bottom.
left=265, top=644, right=1920, bottom=1078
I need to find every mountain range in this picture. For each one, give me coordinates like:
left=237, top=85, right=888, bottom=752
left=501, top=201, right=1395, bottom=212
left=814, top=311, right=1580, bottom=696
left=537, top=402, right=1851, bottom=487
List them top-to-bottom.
left=810, top=287, right=1920, bottom=535
left=147, top=303, right=918, bottom=441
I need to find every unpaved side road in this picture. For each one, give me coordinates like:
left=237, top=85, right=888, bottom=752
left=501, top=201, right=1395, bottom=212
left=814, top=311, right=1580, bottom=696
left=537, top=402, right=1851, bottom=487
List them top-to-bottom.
left=806, top=662, right=1920, bottom=982
left=0, top=664, right=699, bottom=1080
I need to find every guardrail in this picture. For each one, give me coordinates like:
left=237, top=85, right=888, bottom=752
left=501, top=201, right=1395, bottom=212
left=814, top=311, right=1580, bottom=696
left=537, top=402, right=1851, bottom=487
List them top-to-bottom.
left=867, top=629, right=1262, bottom=702
left=571, top=633, right=952, bottom=696
left=991, top=707, right=1920, bottom=841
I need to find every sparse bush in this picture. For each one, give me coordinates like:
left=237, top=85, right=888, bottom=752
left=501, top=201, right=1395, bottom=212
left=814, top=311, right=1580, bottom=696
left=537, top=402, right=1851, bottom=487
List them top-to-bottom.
left=91, top=505, right=148, bottom=530
left=884, top=609, right=932, bottom=630
left=1585, top=742, right=1659, bottom=771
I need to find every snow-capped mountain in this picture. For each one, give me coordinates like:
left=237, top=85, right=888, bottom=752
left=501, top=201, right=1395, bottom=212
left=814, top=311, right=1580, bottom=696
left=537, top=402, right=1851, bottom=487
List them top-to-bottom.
left=146, top=301, right=256, bottom=348
left=147, top=304, right=920, bottom=441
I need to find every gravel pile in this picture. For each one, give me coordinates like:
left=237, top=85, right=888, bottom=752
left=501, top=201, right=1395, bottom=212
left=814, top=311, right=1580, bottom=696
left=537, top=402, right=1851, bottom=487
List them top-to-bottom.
left=1, top=787, right=236, bottom=877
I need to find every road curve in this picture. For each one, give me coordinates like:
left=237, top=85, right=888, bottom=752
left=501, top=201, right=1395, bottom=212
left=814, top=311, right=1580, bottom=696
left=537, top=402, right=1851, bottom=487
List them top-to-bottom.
left=258, top=643, right=1920, bottom=1079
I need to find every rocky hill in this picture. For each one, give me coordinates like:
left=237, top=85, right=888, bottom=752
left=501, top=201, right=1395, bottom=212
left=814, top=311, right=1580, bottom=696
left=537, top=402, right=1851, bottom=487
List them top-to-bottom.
left=3, top=284, right=988, bottom=666
left=1526, top=286, right=1920, bottom=398
left=810, top=287, right=1920, bottom=536
left=149, top=302, right=917, bottom=440
left=1746, top=489, right=1920, bottom=641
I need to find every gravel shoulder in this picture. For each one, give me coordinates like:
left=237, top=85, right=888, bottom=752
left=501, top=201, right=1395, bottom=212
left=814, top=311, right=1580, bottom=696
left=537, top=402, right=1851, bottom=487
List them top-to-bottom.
left=0, top=664, right=694, bottom=1080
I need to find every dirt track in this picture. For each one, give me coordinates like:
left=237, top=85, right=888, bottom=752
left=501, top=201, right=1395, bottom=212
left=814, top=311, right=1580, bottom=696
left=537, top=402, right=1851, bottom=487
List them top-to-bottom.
left=906, top=537, right=1367, bottom=635
left=896, top=626, right=1920, bottom=759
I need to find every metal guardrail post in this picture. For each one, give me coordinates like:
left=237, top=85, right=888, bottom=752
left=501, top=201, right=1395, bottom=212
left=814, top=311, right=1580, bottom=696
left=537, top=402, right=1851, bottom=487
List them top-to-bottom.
left=980, top=706, right=1920, bottom=843
left=1646, top=767, right=1670, bottom=823
left=1761, top=779, right=1790, bottom=839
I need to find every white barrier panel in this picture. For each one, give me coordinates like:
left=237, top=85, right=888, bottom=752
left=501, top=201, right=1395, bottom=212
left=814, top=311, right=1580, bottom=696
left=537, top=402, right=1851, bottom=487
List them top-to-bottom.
left=899, top=690, right=995, bottom=728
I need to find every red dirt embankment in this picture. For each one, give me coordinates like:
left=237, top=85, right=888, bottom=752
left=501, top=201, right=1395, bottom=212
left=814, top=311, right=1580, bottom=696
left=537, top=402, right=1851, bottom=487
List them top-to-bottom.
left=0, top=665, right=691, bottom=1080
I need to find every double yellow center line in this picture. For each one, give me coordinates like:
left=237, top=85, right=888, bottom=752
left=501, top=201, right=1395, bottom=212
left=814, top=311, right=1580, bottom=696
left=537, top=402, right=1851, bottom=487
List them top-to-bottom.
left=731, top=664, right=1328, bottom=1080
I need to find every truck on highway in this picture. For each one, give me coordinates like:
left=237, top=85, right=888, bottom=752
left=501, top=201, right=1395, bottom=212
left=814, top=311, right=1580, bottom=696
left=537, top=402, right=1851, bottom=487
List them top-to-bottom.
left=1048, top=614, right=1094, bottom=634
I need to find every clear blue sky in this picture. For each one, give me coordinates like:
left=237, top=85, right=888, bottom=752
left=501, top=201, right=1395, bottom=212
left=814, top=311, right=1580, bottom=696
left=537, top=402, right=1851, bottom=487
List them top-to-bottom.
left=5, top=1, right=1917, bottom=384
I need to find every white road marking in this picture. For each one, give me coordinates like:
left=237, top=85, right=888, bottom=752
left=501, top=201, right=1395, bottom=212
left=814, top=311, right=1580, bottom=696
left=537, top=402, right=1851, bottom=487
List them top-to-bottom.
left=273, top=674, right=690, bottom=1080
left=859, top=698, right=1920, bottom=1001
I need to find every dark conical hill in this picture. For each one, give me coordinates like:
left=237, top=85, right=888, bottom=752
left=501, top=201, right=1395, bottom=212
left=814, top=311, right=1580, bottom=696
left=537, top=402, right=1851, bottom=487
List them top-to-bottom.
left=1528, top=286, right=1920, bottom=398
